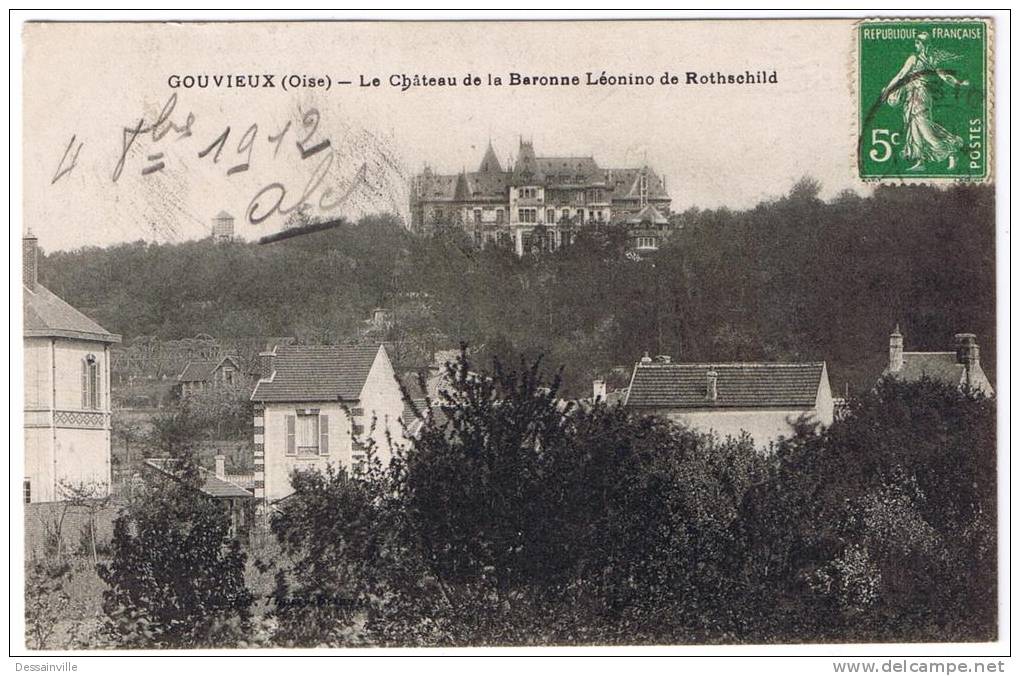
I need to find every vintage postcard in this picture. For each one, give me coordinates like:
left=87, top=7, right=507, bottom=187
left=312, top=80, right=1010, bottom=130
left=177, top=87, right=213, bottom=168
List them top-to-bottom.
left=11, top=13, right=1007, bottom=663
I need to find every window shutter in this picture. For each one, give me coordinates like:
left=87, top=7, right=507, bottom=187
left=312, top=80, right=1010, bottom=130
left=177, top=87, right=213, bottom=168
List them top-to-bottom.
left=81, top=360, right=88, bottom=408
left=92, top=364, right=101, bottom=410
left=285, top=415, right=296, bottom=455
left=319, top=415, right=329, bottom=455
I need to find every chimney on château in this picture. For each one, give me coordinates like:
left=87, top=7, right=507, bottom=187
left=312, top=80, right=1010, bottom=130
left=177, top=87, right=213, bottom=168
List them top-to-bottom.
left=23, top=231, right=38, bottom=291
left=888, top=325, right=904, bottom=373
left=214, top=455, right=226, bottom=479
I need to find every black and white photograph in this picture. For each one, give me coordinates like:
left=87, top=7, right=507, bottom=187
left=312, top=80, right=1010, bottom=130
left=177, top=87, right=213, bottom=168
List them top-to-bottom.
left=9, top=10, right=1010, bottom=668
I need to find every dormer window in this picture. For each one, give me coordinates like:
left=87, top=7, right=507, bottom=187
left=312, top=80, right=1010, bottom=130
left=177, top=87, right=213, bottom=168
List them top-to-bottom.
left=81, top=354, right=100, bottom=410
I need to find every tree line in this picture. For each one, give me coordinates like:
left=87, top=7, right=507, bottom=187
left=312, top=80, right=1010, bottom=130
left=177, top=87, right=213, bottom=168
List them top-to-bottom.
left=39, top=181, right=995, bottom=397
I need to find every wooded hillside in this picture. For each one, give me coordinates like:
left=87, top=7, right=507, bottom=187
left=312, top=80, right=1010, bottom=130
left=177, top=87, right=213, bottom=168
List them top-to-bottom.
left=39, top=181, right=995, bottom=397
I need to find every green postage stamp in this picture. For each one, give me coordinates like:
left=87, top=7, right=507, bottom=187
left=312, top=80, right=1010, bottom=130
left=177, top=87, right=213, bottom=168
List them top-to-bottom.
left=858, top=19, right=991, bottom=180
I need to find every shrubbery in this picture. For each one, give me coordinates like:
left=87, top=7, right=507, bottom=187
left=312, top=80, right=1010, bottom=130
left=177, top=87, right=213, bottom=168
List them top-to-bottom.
left=259, top=352, right=996, bottom=646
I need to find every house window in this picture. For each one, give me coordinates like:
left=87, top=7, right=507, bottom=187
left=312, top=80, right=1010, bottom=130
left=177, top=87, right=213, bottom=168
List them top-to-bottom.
left=518, top=208, right=537, bottom=223
left=562, top=208, right=570, bottom=221
left=474, top=209, right=482, bottom=224
left=495, top=209, right=504, bottom=223
left=546, top=209, right=555, bottom=223
left=81, top=355, right=100, bottom=410
left=223, top=367, right=235, bottom=385
left=286, top=412, right=330, bottom=456
left=297, top=413, right=319, bottom=453
left=23, top=480, right=31, bottom=504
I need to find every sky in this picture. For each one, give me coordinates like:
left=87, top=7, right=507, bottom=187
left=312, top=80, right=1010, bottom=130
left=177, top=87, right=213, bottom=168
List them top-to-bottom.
left=22, top=20, right=865, bottom=251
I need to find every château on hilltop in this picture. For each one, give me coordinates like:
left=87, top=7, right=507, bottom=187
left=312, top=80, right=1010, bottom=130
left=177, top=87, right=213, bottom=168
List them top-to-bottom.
left=409, top=138, right=673, bottom=255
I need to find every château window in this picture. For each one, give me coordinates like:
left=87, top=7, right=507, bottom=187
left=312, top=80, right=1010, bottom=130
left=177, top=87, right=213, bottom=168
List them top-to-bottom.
left=519, top=208, right=537, bottom=223
left=474, top=209, right=482, bottom=224
left=496, top=209, right=504, bottom=223
left=546, top=209, right=555, bottom=223
left=81, top=355, right=100, bottom=410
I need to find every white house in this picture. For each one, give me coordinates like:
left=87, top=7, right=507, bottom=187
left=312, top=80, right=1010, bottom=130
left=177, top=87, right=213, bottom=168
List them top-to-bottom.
left=23, top=232, right=121, bottom=503
left=250, top=343, right=405, bottom=503
left=624, top=355, right=834, bottom=449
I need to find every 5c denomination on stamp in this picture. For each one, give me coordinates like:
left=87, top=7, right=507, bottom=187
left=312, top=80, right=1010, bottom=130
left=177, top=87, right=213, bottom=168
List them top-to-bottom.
left=858, top=19, right=990, bottom=180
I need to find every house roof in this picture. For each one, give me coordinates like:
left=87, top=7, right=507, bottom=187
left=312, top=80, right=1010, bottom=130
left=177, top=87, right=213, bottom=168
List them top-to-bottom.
left=24, top=283, right=121, bottom=343
left=251, top=344, right=383, bottom=403
left=888, top=352, right=968, bottom=387
left=178, top=356, right=241, bottom=382
left=179, top=359, right=219, bottom=382
left=626, top=362, right=826, bottom=409
left=144, top=458, right=254, bottom=499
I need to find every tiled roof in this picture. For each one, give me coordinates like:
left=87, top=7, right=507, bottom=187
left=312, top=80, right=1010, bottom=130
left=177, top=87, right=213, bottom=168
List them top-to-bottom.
left=24, top=283, right=121, bottom=343
left=251, top=344, right=383, bottom=403
left=887, top=352, right=966, bottom=387
left=179, top=356, right=242, bottom=382
left=179, top=359, right=219, bottom=382
left=626, top=362, right=826, bottom=409
left=144, top=458, right=254, bottom=499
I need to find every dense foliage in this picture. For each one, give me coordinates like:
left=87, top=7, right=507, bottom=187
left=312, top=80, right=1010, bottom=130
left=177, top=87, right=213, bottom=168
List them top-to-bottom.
left=39, top=182, right=995, bottom=396
left=264, top=352, right=996, bottom=646
left=98, top=407, right=254, bottom=648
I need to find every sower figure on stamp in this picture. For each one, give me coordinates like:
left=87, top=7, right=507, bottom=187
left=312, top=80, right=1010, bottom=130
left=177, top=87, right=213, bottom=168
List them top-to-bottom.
left=881, top=32, right=969, bottom=171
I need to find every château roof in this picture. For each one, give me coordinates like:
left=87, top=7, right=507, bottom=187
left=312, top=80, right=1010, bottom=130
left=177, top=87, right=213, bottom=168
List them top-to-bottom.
left=411, top=142, right=672, bottom=202
left=478, top=143, right=503, bottom=174
left=608, top=168, right=670, bottom=201
left=626, top=204, right=669, bottom=225
left=24, top=283, right=121, bottom=343
left=626, top=362, right=827, bottom=409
